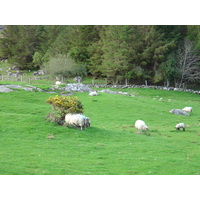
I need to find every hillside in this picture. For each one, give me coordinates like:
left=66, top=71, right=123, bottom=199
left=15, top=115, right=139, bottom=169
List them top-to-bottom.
left=0, top=82, right=200, bottom=175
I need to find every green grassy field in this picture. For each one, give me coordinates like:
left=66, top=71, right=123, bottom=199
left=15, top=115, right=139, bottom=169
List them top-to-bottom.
left=0, top=83, right=200, bottom=175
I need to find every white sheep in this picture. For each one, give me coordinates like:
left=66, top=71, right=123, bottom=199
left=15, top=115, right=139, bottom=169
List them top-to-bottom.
left=55, top=81, right=62, bottom=85
left=89, top=91, right=98, bottom=96
left=182, top=107, right=192, bottom=113
left=65, top=113, right=90, bottom=130
left=135, top=120, right=148, bottom=132
left=175, top=123, right=185, bottom=131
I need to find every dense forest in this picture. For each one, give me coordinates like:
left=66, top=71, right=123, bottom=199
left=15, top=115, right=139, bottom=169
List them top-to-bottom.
left=1, top=25, right=200, bottom=88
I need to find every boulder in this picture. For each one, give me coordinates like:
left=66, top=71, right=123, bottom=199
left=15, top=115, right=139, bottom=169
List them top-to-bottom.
left=73, top=76, right=82, bottom=83
left=62, top=83, right=92, bottom=92
left=0, top=86, right=14, bottom=93
left=169, top=109, right=189, bottom=116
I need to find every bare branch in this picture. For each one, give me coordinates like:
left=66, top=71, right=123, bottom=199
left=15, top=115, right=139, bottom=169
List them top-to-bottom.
left=175, top=40, right=200, bottom=87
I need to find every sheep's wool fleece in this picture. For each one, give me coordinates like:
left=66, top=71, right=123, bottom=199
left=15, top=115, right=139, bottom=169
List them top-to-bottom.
left=55, top=81, right=61, bottom=85
left=89, top=91, right=98, bottom=96
left=182, top=107, right=192, bottom=112
left=65, top=113, right=88, bottom=130
left=135, top=120, right=148, bottom=130
left=175, top=123, right=185, bottom=129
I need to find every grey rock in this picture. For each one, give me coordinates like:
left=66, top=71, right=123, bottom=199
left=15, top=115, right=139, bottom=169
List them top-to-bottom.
left=73, top=76, right=82, bottom=83
left=62, top=83, right=92, bottom=92
left=5, top=85, right=23, bottom=89
left=0, top=86, right=14, bottom=93
left=23, top=87, right=34, bottom=92
left=100, top=89, right=128, bottom=95
left=169, top=109, right=189, bottom=116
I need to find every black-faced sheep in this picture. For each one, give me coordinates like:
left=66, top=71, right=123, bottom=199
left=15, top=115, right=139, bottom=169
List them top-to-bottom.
left=65, top=113, right=90, bottom=130
left=175, top=123, right=185, bottom=131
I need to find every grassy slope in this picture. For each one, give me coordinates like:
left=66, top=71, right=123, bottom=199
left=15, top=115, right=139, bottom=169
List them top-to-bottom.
left=0, top=86, right=200, bottom=175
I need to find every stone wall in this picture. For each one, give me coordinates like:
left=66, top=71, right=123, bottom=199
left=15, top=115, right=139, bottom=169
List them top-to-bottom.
left=88, top=84, right=200, bottom=95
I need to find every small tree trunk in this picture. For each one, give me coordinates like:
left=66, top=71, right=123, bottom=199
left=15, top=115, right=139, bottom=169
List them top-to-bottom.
left=125, top=78, right=128, bottom=86
left=166, top=79, right=170, bottom=87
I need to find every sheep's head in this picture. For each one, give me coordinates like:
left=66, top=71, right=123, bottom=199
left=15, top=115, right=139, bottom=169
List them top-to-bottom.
left=84, top=117, right=90, bottom=128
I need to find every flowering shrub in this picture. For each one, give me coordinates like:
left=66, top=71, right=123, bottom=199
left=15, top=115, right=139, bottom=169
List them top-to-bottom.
left=46, top=95, right=84, bottom=125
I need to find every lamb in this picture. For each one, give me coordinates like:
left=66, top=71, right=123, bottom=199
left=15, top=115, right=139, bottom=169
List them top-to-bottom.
left=55, top=81, right=62, bottom=85
left=89, top=91, right=98, bottom=96
left=182, top=107, right=192, bottom=113
left=65, top=113, right=90, bottom=130
left=135, top=120, right=148, bottom=131
left=175, top=123, right=185, bottom=131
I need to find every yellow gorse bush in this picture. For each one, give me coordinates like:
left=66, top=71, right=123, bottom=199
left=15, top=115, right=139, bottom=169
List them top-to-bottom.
left=46, top=95, right=84, bottom=121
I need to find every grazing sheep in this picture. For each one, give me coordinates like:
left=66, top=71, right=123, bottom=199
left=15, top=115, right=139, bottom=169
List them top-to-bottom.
left=55, top=81, right=62, bottom=85
left=89, top=91, right=98, bottom=96
left=182, top=107, right=192, bottom=113
left=169, top=109, right=189, bottom=116
left=65, top=113, right=90, bottom=130
left=135, top=120, right=148, bottom=131
left=175, top=123, right=185, bottom=131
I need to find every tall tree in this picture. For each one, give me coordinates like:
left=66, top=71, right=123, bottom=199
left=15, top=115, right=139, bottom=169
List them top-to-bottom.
left=0, top=25, right=42, bottom=69
left=34, top=25, right=68, bottom=65
left=68, top=25, right=100, bottom=64
left=100, top=25, right=130, bottom=83
left=155, top=25, right=187, bottom=42
left=139, top=26, right=176, bottom=81
left=174, top=40, right=200, bottom=88
left=158, top=52, right=177, bottom=87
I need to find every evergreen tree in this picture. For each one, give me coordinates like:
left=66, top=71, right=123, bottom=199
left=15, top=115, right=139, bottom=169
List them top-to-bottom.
left=0, top=25, right=42, bottom=69
left=34, top=25, right=68, bottom=65
left=68, top=25, right=100, bottom=64
left=100, top=25, right=132, bottom=83
left=186, top=25, right=200, bottom=50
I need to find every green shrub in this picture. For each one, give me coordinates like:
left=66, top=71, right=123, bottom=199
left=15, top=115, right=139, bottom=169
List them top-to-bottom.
left=42, top=54, right=79, bottom=79
left=46, top=95, right=84, bottom=125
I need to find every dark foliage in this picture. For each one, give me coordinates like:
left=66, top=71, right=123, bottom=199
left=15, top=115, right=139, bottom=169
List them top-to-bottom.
left=1, top=25, right=200, bottom=87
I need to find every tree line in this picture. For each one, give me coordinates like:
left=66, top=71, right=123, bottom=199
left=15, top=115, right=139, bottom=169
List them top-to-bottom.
left=0, top=25, right=200, bottom=87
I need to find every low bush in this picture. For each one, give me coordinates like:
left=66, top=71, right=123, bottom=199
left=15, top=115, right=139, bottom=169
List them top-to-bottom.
left=46, top=95, right=84, bottom=125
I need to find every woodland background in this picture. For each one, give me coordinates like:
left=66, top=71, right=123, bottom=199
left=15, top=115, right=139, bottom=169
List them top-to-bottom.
left=1, top=25, right=200, bottom=88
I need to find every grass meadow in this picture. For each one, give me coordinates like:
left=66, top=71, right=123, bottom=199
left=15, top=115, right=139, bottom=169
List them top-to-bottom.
left=0, top=83, right=200, bottom=175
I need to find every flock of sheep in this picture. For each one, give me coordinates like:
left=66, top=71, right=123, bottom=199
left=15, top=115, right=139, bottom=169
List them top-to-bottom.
left=59, top=82, right=193, bottom=133
left=65, top=89, right=193, bottom=133
left=135, top=106, right=192, bottom=134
